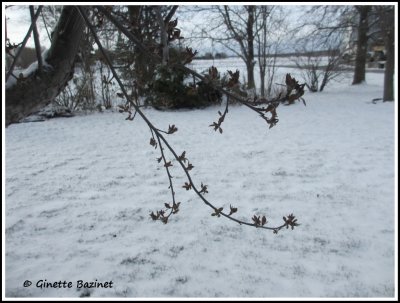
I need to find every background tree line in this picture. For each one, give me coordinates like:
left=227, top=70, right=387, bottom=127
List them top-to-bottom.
left=5, top=5, right=395, bottom=126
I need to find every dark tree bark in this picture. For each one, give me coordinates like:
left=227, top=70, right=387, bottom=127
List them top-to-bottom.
left=29, top=5, right=43, bottom=72
left=6, top=6, right=86, bottom=126
left=156, top=6, right=169, bottom=66
left=246, top=6, right=255, bottom=89
left=257, top=6, right=267, bottom=97
left=352, top=6, right=371, bottom=85
left=381, top=6, right=394, bottom=101
left=383, top=29, right=394, bottom=101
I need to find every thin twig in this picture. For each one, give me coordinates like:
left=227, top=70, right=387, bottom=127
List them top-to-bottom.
left=164, top=5, right=179, bottom=24
left=156, top=136, right=176, bottom=205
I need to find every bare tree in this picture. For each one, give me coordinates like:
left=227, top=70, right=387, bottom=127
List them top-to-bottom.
left=187, top=5, right=260, bottom=90
left=217, top=5, right=257, bottom=90
left=297, top=5, right=380, bottom=86
left=304, top=5, right=393, bottom=96
left=352, top=5, right=371, bottom=84
left=6, top=6, right=86, bottom=126
left=255, top=6, right=284, bottom=98
left=376, top=6, right=394, bottom=101
left=292, top=13, right=349, bottom=93
left=319, top=47, right=346, bottom=92
left=294, top=52, right=322, bottom=93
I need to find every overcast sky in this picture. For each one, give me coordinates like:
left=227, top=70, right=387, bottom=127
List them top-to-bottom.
left=3, top=2, right=310, bottom=52
left=3, top=2, right=366, bottom=55
left=5, top=5, right=38, bottom=47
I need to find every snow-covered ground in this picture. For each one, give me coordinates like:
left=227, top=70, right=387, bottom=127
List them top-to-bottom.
left=4, top=69, right=396, bottom=298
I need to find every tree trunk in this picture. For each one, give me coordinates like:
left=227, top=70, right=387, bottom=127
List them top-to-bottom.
left=29, top=5, right=43, bottom=71
left=6, top=6, right=86, bottom=126
left=156, top=6, right=169, bottom=66
left=246, top=6, right=255, bottom=89
left=352, top=6, right=370, bottom=85
left=257, top=7, right=267, bottom=97
left=382, top=8, right=394, bottom=101
left=246, top=61, right=256, bottom=91
left=260, top=71, right=265, bottom=97
left=319, top=73, right=328, bottom=92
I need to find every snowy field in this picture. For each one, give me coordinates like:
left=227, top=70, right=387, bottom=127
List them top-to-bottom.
left=5, top=69, right=396, bottom=298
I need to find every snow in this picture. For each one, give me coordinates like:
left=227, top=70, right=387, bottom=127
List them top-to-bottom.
left=6, top=49, right=52, bottom=89
left=4, top=68, right=396, bottom=298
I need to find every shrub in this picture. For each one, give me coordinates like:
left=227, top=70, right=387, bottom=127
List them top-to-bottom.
left=146, top=65, right=222, bottom=109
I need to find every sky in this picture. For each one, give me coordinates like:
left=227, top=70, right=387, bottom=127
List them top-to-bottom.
left=2, top=3, right=396, bottom=56
left=3, top=4, right=307, bottom=55
left=5, top=5, right=50, bottom=49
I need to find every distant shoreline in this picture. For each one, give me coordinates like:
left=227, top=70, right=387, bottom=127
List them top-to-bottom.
left=192, top=58, right=385, bottom=73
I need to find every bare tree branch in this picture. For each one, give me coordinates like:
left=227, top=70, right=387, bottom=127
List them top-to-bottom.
left=29, top=5, right=43, bottom=72
left=92, top=5, right=304, bottom=232
left=164, top=5, right=178, bottom=24
left=6, top=6, right=43, bottom=82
